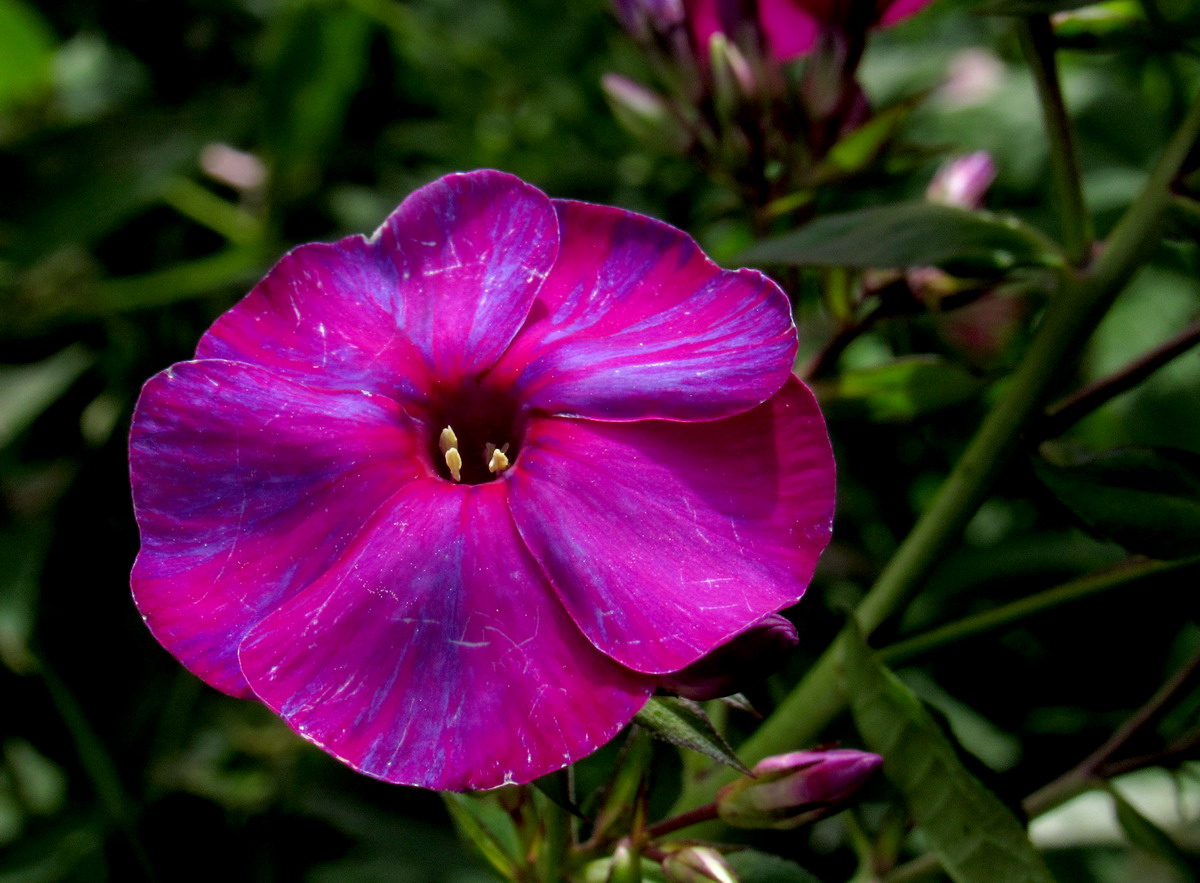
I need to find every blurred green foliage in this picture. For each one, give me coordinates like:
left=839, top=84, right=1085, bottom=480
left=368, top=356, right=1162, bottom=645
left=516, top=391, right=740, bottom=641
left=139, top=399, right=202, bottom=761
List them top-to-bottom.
left=2, top=0, right=1199, bottom=880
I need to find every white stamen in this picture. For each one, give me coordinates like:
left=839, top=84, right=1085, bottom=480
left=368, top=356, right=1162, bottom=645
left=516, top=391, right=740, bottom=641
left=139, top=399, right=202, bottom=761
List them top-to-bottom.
left=439, top=426, right=458, bottom=454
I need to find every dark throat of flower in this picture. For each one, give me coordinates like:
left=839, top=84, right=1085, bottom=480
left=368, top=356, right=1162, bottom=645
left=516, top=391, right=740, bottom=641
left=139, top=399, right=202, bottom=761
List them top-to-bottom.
left=428, top=384, right=522, bottom=485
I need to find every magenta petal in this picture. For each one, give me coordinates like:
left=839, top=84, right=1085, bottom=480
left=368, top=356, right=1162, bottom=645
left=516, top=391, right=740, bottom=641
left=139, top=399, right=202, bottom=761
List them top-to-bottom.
left=759, top=0, right=822, bottom=60
left=198, top=171, right=558, bottom=405
left=491, top=200, right=797, bottom=422
left=130, top=359, right=424, bottom=696
left=508, top=378, right=834, bottom=674
left=237, top=480, right=654, bottom=791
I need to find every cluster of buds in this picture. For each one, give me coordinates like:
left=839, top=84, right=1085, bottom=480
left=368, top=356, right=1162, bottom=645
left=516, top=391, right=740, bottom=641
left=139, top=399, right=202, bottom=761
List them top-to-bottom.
left=606, top=0, right=935, bottom=212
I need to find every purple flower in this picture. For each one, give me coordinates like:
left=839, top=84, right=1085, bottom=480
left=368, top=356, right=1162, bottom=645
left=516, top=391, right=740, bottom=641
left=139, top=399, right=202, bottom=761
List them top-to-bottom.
left=129, top=170, right=835, bottom=791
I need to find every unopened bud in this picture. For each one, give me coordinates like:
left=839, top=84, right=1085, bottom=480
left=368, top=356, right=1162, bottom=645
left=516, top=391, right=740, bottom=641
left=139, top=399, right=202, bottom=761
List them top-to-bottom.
left=612, top=0, right=686, bottom=41
left=602, top=74, right=690, bottom=152
left=927, top=152, right=996, bottom=210
left=661, top=614, right=797, bottom=701
left=717, top=748, right=882, bottom=830
left=607, top=842, right=644, bottom=883
left=662, top=846, right=738, bottom=883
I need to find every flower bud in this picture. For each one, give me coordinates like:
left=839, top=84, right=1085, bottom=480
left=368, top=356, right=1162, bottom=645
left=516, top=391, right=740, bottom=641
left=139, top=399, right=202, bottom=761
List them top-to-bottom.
left=614, top=0, right=686, bottom=35
left=601, top=74, right=692, bottom=153
left=926, top=151, right=996, bottom=210
left=660, top=614, right=797, bottom=701
left=717, top=748, right=882, bottom=830
left=607, top=842, right=644, bottom=883
left=661, top=846, right=738, bottom=883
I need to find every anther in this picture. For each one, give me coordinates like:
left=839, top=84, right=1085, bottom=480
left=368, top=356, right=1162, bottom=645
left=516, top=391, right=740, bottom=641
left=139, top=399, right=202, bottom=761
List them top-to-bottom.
left=440, top=426, right=462, bottom=482
left=487, top=445, right=510, bottom=474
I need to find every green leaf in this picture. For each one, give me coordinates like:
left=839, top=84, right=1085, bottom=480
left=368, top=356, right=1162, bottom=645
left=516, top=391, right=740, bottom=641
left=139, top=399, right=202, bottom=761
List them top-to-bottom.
left=0, top=0, right=55, bottom=112
left=978, top=0, right=1103, bottom=15
left=259, top=3, right=373, bottom=199
left=821, top=96, right=924, bottom=177
left=738, top=204, right=1062, bottom=274
left=0, top=346, right=93, bottom=449
left=816, top=356, right=986, bottom=423
left=1033, top=446, right=1200, bottom=558
left=841, top=622, right=1057, bottom=883
left=633, top=697, right=751, bottom=775
left=531, top=769, right=583, bottom=819
left=1107, top=783, right=1196, bottom=882
left=442, top=793, right=522, bottom=882
left=725, top=850, right=822, bottom=883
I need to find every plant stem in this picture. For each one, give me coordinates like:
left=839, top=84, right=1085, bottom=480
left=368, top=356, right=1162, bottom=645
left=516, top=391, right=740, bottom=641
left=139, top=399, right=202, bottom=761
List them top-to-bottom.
left=1018, top=15, right=1093, bottom=266
left=670, top=88, right=1200, bottom=822
left=1037, top=318, right=1200, bottom=438
left=879, top=555, right=1200, bottom=665
left=1024, top=645, right=1200, bottom=817
left=884, top=649, right=1200, bottom=881
left=643, top=803, right=721, bottom=840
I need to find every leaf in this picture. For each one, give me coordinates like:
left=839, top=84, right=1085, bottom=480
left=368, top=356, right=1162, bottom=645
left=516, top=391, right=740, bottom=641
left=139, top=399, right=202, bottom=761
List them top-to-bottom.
left=0, top=0, right=55, bottom=111
left=978, top=0, right=1102, bottom=14
left=259, top=3, right=373, bottom=199
left=820, top=95, right=925, bottom=177
left=738, top=204, right=1062, bottom=274
left=0, top=346, right=93, bottom=448
left=815, top=356, right=986, bottom=423
left=1032, top=446, right=1200, bottom=558
left=841, top=622, right=1057, bottom=883
left=633, top=697, right=751, bottom=775
left=531, top=769, right=584, bottom=819
left=1107, top=783, right=1197, bottom=881
left=442, top=793, right=521, bottom=882
left=725, top=850, right=822, bottom=883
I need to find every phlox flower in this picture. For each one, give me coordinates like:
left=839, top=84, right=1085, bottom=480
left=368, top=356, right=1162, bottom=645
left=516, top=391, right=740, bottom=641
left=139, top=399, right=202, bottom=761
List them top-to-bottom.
left=685, top=0, right=934, bottom=62
left=129, top=170, right=835, bottom=791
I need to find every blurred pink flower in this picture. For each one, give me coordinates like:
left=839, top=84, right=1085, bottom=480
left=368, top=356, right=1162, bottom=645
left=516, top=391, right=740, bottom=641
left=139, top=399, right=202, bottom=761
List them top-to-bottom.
left=684, top=0, right=934, bottom=62
left=129, top=170, right=836, bottom=791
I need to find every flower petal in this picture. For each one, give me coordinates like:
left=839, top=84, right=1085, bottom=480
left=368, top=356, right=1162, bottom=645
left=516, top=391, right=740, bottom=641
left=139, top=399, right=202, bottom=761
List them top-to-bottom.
left=759, top=0, right=822, bottom=60
left=198, top=170, right=558, bottom=406
left=491, top=200, right=797, bottom=421
left=130, top=359, right=424, bottom=696
left=508, top=377, right=834, bottom=674
left=237, top=480, right=654, bottom=791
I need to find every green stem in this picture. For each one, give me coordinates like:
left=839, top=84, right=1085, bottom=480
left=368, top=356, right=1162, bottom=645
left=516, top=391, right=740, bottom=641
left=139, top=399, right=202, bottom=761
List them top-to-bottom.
left=1018, top=15, right=1093, bottom=266
left=670, top=88, right=1200, bottom=821
left=879, top=555, right=1200, bottom=665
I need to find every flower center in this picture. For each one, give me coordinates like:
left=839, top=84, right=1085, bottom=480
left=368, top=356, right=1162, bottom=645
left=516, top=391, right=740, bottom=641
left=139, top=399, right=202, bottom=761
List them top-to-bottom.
left=427, top=383, right=522, bottom=485
left=438, top=425, right=512, bottom=483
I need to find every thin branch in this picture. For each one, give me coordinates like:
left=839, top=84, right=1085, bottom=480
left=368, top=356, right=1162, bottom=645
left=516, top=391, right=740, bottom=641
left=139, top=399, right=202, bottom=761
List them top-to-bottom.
left=1038, top=318, right=1200, bottom=438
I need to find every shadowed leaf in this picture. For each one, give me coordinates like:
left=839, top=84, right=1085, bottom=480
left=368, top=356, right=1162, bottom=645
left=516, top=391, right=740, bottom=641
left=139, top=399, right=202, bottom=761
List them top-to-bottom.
left=739, top=204, right=1062, bottom=274
left=1033, top=446, right=1200, bottom=558
left=842, top=622, right=1057, bottom=883
left=634, top=697, right=750, bottom=775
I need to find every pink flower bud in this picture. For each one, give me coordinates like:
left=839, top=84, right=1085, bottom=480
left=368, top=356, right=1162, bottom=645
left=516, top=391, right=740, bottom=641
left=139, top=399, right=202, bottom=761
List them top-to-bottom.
left=926, top=151, right=996, bottom=210
left=660, top=614, right=798, bottom=700
left=717, top=748, right=882, bottom=829
left=662, top=846, right=738, bottom=883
